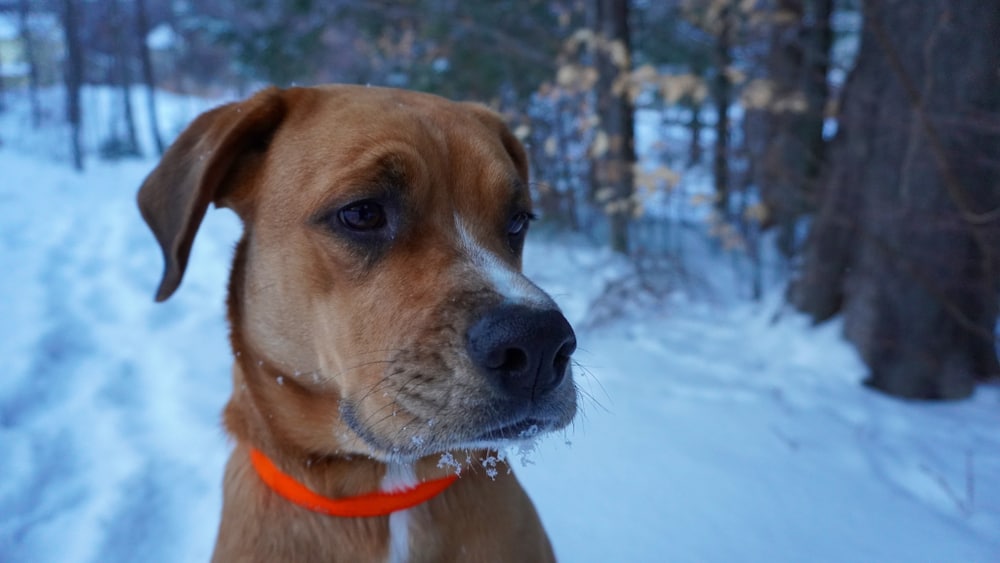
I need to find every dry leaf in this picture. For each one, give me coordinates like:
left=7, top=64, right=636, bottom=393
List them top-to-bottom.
left=590, top=131, right=610, bottom=158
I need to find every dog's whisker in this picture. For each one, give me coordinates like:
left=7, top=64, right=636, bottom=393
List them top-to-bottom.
left=572, top=361, right=610, bottom=405
left=355, top=372, right=427, bottom=429
left=574, top=382, right=609, bottom=415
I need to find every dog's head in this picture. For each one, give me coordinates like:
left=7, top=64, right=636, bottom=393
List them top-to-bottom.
left=138, top=85, right=576, bottom=462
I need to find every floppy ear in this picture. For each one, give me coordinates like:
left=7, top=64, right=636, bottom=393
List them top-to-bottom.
left=137, top=87, right=287, bottom=302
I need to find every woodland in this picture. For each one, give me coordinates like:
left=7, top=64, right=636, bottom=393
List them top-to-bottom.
left=2, top=0, right=999, bottom=400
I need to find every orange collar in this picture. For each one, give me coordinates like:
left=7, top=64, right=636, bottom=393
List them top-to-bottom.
left=249, top=447, right=459, bottom=518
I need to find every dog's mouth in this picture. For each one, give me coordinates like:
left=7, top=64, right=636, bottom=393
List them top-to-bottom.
left=339, top=344, right=578, bottom=461
left=442, top=384, right=578, bottom=449
left=341, top=390, right=575, bottom=461
left=472, top=417, right=549, bottom=442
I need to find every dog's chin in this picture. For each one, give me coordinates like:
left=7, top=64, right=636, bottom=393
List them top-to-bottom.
left=340, top=381, right=578, bottom=463
left=424, top=398, right=577, bottom=457
left=343, top=408, right=572, bottom=464
left=435, top=409, right=575, bottom=458
left=469, top=416, right=557, bottom=443
left=440, top=417, right=564, bottom=456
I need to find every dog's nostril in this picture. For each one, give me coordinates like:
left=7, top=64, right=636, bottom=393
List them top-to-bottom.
left=557, top=336, right=577, bottom=360
left=552, top=337, right=575, bottom=381
left=498, top=348, right=529, bottom=373
left=553, top=352, right=570, bottom=378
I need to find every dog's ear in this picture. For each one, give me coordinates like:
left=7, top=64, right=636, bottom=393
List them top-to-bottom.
left=138, top=87, right=287, bottom=302
left=460, top=103, right=530, bottom=182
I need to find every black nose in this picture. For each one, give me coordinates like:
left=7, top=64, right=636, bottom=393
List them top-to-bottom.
left=466, top=304, right=576, bottom=400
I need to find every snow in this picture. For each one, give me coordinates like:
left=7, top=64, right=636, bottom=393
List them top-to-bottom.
left=0, top=15, right=17, bottom=41
left=146, top=24, right=179, bottom=51
left=2, top=88, right=999, bottom=562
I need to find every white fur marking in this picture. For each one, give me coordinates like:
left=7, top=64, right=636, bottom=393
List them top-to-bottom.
left=456, top=217, right=555, bottom=308
left=382, top=463, right=417, bottom=563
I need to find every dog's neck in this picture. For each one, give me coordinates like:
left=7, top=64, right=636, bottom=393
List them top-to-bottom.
left=222, top=348, right=475, bottom=501
left=218, top=354, right=486, bottom=562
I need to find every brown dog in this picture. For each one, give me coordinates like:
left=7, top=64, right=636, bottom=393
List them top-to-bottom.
left=138, top=85, right=577, bottom=562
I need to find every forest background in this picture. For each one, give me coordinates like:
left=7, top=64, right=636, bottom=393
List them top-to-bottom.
left=2, top=0, right=999, bottom=418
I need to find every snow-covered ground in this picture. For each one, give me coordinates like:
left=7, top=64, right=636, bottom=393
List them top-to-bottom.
left=2, top=90, right=999, bottom=562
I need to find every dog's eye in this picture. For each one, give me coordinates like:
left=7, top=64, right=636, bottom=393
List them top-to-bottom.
left=338, top=201, right=386, bottom=231
left=506, top=211, right=535, bottom=254
left=507, top=211, right=534, bottom=238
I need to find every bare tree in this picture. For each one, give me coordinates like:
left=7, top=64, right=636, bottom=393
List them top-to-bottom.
left=18, top=0, right=43, bottom=127
left=61, top=0, right=84, bottom=170
left=108, top=0, right=139, bottom=157
left=135, top=0, right=164, bottom=155
left=590, top=0, right=636, bottom=254
left=680, top=0, right=745, bottom=218
left=744, top=0, right=833, bottom=258
left=790, top=0, right=1000, bottom=399
left=710, top=2, right=733, bottom=216
left=0, top=41, right=5, bottom=113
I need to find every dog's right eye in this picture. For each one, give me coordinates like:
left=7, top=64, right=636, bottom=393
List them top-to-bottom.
left=337, top=200, right=387, bottom=231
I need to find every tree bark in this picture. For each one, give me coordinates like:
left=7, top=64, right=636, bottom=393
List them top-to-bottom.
left=18, top=0, right=43, bottom=127
left=61, top=0, right=85, bottom=171
left=111, top=0, right=139, bottom=157
left=136, top=0, right=165, bottom=155
left=592, top=0, right=636, bottom=254
left=745, top=0, right=833, bottom=257
left=790, top=0, right=1000, bottom=399
left=801, top=0, right=833, bottom=196
left=711, top=3, right=732, bottom=217
left=0, top=46, right=6, bottom=113
left=686, top=100, right=703, bottom=168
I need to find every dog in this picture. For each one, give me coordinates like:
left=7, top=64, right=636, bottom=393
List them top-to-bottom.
left=137, top=85, right=577, bottom=562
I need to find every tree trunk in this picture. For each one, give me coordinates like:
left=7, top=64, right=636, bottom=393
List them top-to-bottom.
left=18, top=0, right=43, bottom=127
left=61, top=0, right=84, bottom=171
left=110, top=0, right=139, bottom=157
left=136, top=0, right=165, bottom=155
left=592, top=0, right=636, bottom=254
left=745, top=0, right=833, bottom=258
left=790, top=0, right=1000, bottom=399
left=801, top=0, right=833, bottom=195
left=711, top=4, right=732, bottom=217
left=0, top=47, right=6, bottom=113
left=686, top=99, right=703, bottom=168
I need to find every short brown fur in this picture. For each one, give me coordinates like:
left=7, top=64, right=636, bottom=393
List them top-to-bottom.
left=138, top=85, right=575, bottom=562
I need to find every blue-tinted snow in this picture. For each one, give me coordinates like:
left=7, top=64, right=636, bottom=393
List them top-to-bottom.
left=1, top=88, right=998, bottom=562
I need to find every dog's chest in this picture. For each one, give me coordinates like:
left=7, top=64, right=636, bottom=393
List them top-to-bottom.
left=382, top=464, right=417, bottom=563
left=387, top=509, right=411, bottom=563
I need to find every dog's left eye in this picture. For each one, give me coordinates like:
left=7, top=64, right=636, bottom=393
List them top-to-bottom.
left=338, top=201, right=387, bottom=231
left=507, top=211, right=534, bottom=238
left=506, top=212, right=534, bottom=255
